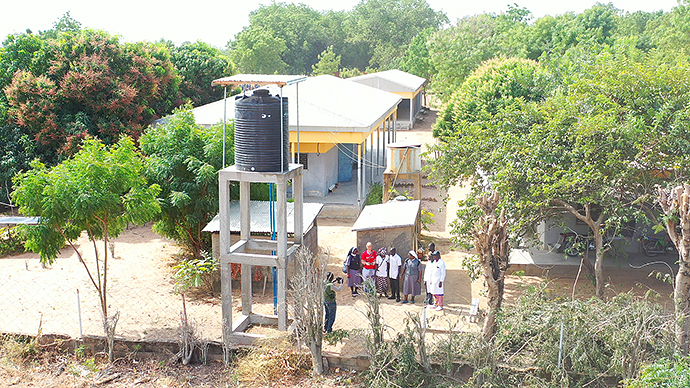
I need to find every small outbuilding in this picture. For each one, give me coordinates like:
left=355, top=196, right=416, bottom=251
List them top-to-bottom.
left=349, top=69, right=426, bottom=130
left=351, top=199, right=421, bottom=255
left=203, top=200, right=323, bottom=259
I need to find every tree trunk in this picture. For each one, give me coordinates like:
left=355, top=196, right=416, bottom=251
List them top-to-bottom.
left=658, top=184, right=690, bottom=355
left=474, top=191, right=510, bottom=343
left=558, top=201, right=605, bottom=298
left=593, top=230, right=605, bottom=298
left=675, top=259, right=690, bottom=355
left=482, top=271, right=503, bottom=342
left=308, top=340, right=324, bottom=375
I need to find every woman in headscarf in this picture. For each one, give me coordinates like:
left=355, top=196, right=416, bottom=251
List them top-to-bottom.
left=345, top=247, right=361, bottom=296
left=400, top=250, right=422, bottom=304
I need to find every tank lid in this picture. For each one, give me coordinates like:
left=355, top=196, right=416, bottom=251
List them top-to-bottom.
left=253, top=89, right=271, bottom=96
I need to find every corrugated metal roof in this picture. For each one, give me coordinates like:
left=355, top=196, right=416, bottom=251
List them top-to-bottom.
left=349, top=69, right=426, bottom=94
left=212, top=74, right=307, bottom=87
left=190, top=75, right=401, bottom=132
left=351, top=200, right=421, bottom=231
left=202, top=201, right=324, bottom=234
left=0, top=216, right=40, bottom=226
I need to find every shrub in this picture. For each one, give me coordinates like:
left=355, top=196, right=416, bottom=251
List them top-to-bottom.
left=365, top=182, right=383, bottom=206
left=0, top=226, right=26, bottom=257
left=172, top=251, right=219, bottom=293
left=625, top=358, right=690, bottom=388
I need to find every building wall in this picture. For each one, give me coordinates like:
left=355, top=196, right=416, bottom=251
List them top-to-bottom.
left=302, top=146, right=339, bottom=197
left=539, top=216, right=646, bottom=253
left=356, top=226, right=416, bottom=257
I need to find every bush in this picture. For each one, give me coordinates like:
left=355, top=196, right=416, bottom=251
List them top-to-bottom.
left=365, top=182, right=383, bottom=206
left=0, top=226, right=26, bottom=257
left=172, top=251, right=219, bottom=293
left=425, top=282, right=675, bottom=386
left=625, top=358, right=690, bottom=387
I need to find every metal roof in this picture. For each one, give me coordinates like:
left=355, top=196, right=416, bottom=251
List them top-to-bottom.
left=349, top=69, right=426, bottom=94
left=211, top=74, right=307, bottom=87
left=192, top=75, right=401, bottom=132
left=351, top=200, right=421, bottom=232
left=202, top=201, right=324, bottom=234
left=0, top=216, right=40, bottom=226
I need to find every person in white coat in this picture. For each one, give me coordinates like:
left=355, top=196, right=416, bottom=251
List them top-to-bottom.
left=428, top=251, right=446, bottom=310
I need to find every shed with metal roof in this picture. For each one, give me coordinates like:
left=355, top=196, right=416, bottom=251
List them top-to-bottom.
left=349, top=69, right=426, bottom=130
left=351, top=199, right=421, bottom=256
left=203, top=201, right=323, bottom=261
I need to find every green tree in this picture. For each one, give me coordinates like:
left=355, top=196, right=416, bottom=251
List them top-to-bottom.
left=350, top=0, right=447, bottom=68
left=240, top=3, right=331, bottom=74
left=428, top=14, right=507, bottom=101
left=228, top=26, right=288, bottom=74
left=3, top=28, right=180, bottom=161
left=398, top=28, right=435, bottom=80
left=0, top=33, right=51, bottom=122
left=169, top=41, right=234, bottom=106
left=311, top=45, right=341, bottom=76
left=429, top=51, right=687, bottom=298
left=140, top=108, right=232, bottom=260
left=0, top=123, right=36, bottom=204
left=12, top=137, right=161, bottom=361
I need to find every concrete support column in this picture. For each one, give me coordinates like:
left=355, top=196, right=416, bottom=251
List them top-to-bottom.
left=393, top=111, right=397, bottom=142
left=219, top=175, right=232, bottom=345
left=276, top=179, right=288, bottom=330
left=239, top=181, right=252, bottom=316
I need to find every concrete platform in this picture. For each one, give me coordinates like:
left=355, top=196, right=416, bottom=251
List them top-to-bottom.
left=305, top=179, right=362, bottom=220
left=509, top=247, right=678, bottom=276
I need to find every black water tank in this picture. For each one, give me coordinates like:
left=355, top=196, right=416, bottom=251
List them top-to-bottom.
left=234, top=89, right=289, bottom=172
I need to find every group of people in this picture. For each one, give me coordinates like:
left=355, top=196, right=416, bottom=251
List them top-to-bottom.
left=324, top=242, right=447, bottom=333
left=343, top=242, right=446, bottom=306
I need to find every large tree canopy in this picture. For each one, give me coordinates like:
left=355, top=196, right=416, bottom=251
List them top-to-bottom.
left=2, top=28, right=180, bottom=162
left=168, top=41, right=234, bottom=106
left=430, top=49, right=690, bottom=297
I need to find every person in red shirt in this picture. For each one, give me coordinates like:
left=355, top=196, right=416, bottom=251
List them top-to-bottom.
left=361, top=242, right=377, bottom=293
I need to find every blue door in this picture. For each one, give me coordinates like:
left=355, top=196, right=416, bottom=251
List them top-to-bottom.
left=338, top=144, right=354, bottom=182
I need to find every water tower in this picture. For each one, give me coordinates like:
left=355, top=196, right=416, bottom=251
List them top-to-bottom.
left=212, top=74, right=306, bottom=346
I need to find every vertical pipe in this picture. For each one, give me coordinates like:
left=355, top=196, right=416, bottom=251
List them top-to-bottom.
left=296, top=83, right=300, bottom=163
left=222, top=86, right=227, bottom=168
left=280, top=87, right=285, bottom=172
left=357, top=143, right=362, bottom=209
left=277, top=179, right=288, bottom=330
left=240, top=180, right=252, bottom=316
left=270, top=183, right=277, bottom=314
left=76, top=288, right=83, bottom=337
left=557, top=318, right=565, bottom=368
